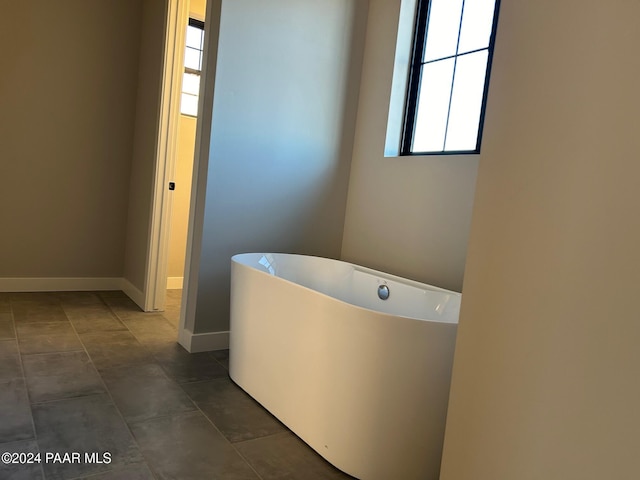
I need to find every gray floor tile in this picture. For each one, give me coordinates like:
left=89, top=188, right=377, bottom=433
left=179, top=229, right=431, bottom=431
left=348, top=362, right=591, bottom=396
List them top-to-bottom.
left=164, top=289, right=182, bottom=307
left=97, top=290, right=129, bottom=299
left=56, top=292, right=104, bottom=307
left=9, top=293, right=59, bottom=305
left=0, top=297, right=10, bottom=313
left=100, top=297, right=143, bottom=319
left=12, top=303, right=68, bottom=324
left=62, top=304, right=111, bottom=315
left=161, top=306, right=181, bottom=327
left=64, top=307, right=127, bottom=335
left=118, top=309, right=171, bottom=320
left=69, top=312, right=127, bottom=333
left=122, top=316, right=178, bottom=346
left=0, top=320, right=15, bottom=339
left=15, top=321, right=75, bottom=338
left=79, top=330, right=139, bottom=346
left=79, top=331, right=153, bottom=370
left=18, top=333, right=83, bottom=355
left=0, top=339, right=19, bottom=356
left=145, top=342, right=194, bottom=363
left=147, top=343, right=228, bottom=384
left=210, top=349, right=230, bottom=369
left=210, top=349, right=229, bottom=360
left=22, top=351, right=105, bottom=403
left=0, top=354, right=23, bottom=382
left=163, top=362, right=228, bottom=385
left=100, top=363, right=196, bottom=423
left=182, top=376, right=286, bottom=443
left=0, top=379, right=34, bottom=443
left=33, top=394, right=144, bottom=480
left=130, top=411, right=259, bottom=480
left=235, top=432, right=354, bottom=480
left=0, top=439, right=44, bottom=480
left=75, top=463, right=155, bottom=479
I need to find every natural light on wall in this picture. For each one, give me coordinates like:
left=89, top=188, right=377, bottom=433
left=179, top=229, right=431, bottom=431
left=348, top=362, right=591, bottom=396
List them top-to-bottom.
left=403, top=0, right=499, bottom=154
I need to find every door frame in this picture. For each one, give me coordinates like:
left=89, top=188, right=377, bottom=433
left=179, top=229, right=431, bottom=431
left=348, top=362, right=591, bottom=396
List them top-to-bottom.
left=144, top=0, right=189, bottom=312
left=146, top=0, right=223, bottom=352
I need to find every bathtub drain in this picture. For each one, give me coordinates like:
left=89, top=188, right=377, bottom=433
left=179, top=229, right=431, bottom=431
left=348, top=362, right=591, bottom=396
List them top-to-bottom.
left=378, top=284, right=390, bottom=300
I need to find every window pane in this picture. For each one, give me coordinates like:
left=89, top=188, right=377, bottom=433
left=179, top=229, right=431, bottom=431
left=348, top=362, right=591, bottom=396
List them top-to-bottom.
left=423, top=0, right=464, bottom=62
left=458, top=0, right=496, bottom=54
left=185, top=25, right=203, bottom=49
left=184, top=47, right=201, bottom=70
left=444, top=50, right=488, bottom=151
left=412, top=58, right=455, bottom=152
left=182, top=72, right=200, bottom=95
left=181, top=93, right=198, bottom=116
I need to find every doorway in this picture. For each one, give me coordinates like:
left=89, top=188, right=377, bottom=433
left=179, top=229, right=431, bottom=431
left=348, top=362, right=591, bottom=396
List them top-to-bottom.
left=145, top=0, right=207, bottom=318
left=165, top=2, right=207, bottom=322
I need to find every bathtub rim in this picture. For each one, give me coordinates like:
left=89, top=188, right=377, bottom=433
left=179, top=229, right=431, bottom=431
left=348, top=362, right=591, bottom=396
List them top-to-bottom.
left=231, top=252, right=460, bottom=324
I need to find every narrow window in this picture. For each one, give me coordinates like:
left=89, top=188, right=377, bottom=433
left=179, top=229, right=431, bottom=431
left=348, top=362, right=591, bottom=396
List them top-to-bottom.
left=402, top=0, right=500, bottom=154
left=180, top=18, right=205, bottom=117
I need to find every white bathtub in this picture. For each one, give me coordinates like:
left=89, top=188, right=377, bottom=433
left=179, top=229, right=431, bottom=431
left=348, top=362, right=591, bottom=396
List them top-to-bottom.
left=229, top=253, right=460, bottom=480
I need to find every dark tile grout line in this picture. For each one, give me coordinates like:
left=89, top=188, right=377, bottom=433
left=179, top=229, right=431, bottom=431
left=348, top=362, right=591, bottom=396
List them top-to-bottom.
left=14, top=348, right=86, bottom=358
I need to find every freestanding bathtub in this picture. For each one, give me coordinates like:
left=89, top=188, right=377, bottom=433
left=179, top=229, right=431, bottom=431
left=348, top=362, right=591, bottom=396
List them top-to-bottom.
left=229, top=253, right=460, bottom=480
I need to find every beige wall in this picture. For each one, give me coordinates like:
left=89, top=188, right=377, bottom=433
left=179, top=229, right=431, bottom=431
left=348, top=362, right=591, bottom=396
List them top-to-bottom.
left=0, top=0, right=143, bottom=277
left=123, top=0, right=168, bottom=292
left=189, top=0, right=206, bottom=20
left=341, top=0, right=478, bottom=293
left=440, top=1, right=640, bottom=479
left=167, top=116, right=196, bottom=279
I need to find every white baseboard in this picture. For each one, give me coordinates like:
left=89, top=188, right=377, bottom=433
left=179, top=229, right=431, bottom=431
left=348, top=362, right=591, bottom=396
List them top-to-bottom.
left=166, top=276, right=183, bottom=289
left=0, top=277, right=122, bottom=292
left=0, top=277, right=214, bottom=345
left=119, top=278, right=146, bottom=310
left=178, top=329, right=229, bottom=353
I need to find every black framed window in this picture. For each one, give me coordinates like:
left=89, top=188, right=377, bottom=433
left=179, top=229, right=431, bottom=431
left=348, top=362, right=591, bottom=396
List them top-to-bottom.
left=402, top=0, right=500, bottom=155
left=180, top=18, right=205, bottom=117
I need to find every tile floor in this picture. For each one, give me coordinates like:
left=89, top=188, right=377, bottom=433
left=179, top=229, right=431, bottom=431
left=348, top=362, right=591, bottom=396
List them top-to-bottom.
left=0, top=290, right=353, bottom=479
